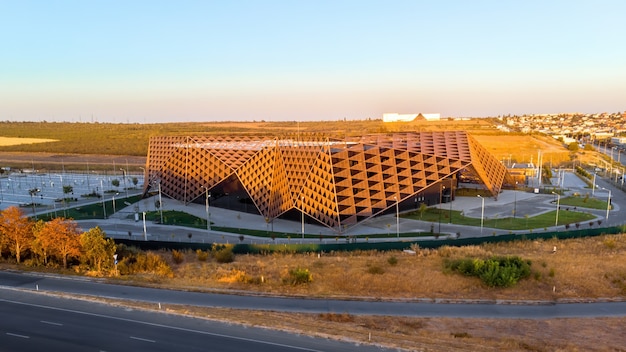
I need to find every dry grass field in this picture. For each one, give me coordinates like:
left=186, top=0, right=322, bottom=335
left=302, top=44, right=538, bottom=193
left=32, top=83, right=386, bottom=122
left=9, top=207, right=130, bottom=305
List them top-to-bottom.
left=75, top=233, right=626, bottom=351
left=155, top=235, right=626, bottom=302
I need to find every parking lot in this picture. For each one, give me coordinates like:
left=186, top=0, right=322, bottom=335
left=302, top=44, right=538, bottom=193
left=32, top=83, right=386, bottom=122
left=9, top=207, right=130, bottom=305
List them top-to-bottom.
left=0, top=171, right=144, bottom=215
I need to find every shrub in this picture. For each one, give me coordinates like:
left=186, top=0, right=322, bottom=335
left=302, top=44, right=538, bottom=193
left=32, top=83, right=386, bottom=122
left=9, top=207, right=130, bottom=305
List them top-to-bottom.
left=213, top=245, right=235, bottom=263
left=196, top=249, right=209, bottom=262
left=171, top=250, right=184, bottom=264
left=117, top=252, right=173, bottom=277
left=387, top=256, right=398, bottom=266
left=445, top=256, right=531, bottom=288
left=367, top=265, right=385, bottom=275
left=288, top=267, right=313, bottom=285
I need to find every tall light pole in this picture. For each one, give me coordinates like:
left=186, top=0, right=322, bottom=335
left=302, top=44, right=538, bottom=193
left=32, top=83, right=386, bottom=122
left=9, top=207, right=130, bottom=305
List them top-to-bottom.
left=120, top=168, right=128, bottom=199
left=592, top=171, right=597, bottom=196
left=100, top=179, right=107, bottom=219
left=158, top=182, right=163, bottom=224
left=513, top=182, right=518, bottom=219
left=448, top=183, right=453, bottom=223
left=438, top=184, right=445, bottom=234
left=202, top=186, right=211, bottom=232
left=605, top=188, right=611, bottom=220
left=551, top=191, right=560, bottom=226
left=112, top=193, right=119, bottom=215
left=301, top=195, right=305, bottom=239
left=477, top=195, right=484, bottom=235
left=394, top=196, right=399, bottom=238
left=142, top=211, right=147, bottom=241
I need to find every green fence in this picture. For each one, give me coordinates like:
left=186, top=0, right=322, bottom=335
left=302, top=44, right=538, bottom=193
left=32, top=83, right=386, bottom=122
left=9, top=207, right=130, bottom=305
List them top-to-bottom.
left=112, top=225, right=624, bottom=254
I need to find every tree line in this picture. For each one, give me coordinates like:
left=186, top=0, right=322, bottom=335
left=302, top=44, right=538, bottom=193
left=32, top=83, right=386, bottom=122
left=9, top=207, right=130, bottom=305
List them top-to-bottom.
left=0, top=206, right=116, bottom=272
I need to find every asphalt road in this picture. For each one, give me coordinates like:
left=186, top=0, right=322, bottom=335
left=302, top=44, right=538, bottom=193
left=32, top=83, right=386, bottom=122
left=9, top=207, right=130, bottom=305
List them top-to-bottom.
left=2, top=271, right=625, bottom=319
left=1, top=286, right=389, bottom=352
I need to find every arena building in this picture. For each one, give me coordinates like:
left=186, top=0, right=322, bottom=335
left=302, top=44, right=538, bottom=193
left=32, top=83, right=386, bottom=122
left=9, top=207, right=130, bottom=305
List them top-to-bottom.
left=142, top=132, right=512, bottom=232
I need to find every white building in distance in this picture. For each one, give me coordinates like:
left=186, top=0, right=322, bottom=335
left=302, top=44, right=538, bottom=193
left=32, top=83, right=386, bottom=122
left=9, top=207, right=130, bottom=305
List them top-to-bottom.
left=383, top=113, right=441, bottom=122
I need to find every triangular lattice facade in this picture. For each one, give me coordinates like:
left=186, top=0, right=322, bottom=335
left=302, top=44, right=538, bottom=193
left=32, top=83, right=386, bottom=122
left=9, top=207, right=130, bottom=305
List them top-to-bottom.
left=143, top=132, right=511, bottom=231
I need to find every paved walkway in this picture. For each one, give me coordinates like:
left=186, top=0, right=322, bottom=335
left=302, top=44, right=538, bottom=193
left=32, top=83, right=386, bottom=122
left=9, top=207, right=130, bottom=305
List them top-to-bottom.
left=73, top=171, right=623, bottom=245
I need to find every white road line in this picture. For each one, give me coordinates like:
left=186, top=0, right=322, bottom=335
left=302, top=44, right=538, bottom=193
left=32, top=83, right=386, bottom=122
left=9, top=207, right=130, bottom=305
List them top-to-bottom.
left=0, top=297, right=325, bottom=352
left=40, top=320, right=63, bottom=326
left=6, top=332, right=30, bottom=339
left=130, top=336, right=156, bottom=343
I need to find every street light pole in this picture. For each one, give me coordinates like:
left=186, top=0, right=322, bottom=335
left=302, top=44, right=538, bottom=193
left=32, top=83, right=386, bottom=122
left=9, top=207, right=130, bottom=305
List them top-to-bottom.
left=120, top=168, right=128, bottom=198
left=592, top=172, right=597, bottom=196
left=100, top=179, right=107, bottom=219
left=158, top=182, right=163, bottom=224
left=513, top=182, right=517, bottom=219
left=439, top=184, right=445, bottom=234
left=202, top=186, right=211, bottom=232
left=606, top=189, right=611, bottom=220
left=551, top=191, right=560, bottom=226
left=112, top=193, right=118, bottom=215
left=301, top=195, right=305, bottom=239
left=477, top=195, right=484, bottom=235
left=394, top=196, right=399, bottom=238
left=142, top=211, right=147, bottom=241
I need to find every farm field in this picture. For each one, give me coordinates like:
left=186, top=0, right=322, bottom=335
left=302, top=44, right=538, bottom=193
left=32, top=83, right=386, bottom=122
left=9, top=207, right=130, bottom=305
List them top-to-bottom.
left=0, top=119, right=579, bottom=171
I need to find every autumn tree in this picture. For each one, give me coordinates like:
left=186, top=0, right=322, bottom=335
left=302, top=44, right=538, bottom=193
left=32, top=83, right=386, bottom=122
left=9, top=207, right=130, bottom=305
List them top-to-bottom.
left=0, top=206, right=34, bottom=263
left=38, top=218, right=82, bottom=268
left=31, top=220, right=50, bottom=265
left=80, top=227, right=116, bottom=273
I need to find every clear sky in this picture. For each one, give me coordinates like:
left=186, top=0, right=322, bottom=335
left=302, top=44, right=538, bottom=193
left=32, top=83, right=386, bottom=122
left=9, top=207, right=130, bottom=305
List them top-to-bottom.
left=1, top=0, right=624, bottom=123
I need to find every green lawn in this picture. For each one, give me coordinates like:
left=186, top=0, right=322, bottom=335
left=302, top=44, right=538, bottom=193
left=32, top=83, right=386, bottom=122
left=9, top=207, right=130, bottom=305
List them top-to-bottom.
left=37, top=195, right=143, bottom=221
left=558, top=196, right=612, bottom=210
left=403, top=207, right=597, bottom=230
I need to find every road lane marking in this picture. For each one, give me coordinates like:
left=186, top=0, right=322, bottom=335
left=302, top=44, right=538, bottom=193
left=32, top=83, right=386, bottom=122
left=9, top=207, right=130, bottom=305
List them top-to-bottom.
left=0, top=297, right=325, bottom=352
left=40, top=320, right=63, bottom=326
left=6, top=332, right=30, bottom=339
left=130, top=336, right=156, bottom=343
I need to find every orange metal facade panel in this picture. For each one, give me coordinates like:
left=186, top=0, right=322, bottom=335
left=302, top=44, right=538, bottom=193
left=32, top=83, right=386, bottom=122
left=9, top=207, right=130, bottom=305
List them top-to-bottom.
left=143, top=132, right=510, bottom=231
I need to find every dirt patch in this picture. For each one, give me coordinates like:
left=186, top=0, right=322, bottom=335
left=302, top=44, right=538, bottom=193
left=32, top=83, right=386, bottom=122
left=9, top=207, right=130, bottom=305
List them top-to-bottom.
left=0, top=137, right=58, bottom=146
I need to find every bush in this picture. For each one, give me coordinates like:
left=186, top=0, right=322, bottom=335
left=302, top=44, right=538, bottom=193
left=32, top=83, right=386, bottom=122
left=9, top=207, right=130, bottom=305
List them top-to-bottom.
left=213, top=245, right=234, bottom=263
left=196, top=249, right=209, bottom=262
left=171, top=250, right=184, bottom=264
left=117, top=251, right=173, bottom=277
left=387, top=256, right=398, bottom=266
left=445, top=256, right=531, bottom=288
left=367, top=265, right=385, bottom=275
left=288, top=267, right=313, bottom=285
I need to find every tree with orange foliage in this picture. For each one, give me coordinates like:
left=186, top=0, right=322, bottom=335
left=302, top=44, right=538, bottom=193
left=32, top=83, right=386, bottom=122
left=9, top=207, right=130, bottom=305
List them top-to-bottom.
left=0, top=206, right=34, bottom=264
left=38, top=218, right=82, bottom=268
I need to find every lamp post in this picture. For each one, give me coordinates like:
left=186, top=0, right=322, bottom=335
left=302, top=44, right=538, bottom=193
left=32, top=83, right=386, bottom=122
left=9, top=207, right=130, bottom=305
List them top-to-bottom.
left=120, top=168, right=128, bottom=198
left=592, top=171, right=597, bottom=196
left=100, top=179, right=107, bottom=219
left=158, top=182, right=163, bottom=224
left=513, top=182, right=518, bottom=219
left=448, top=183, right=453, bottom=223
left=439, top=184, right=445, bottom=234
left=202, top=186, right=211, bottom=232
left=605, top=189, right=611, bottom=220
left=551, top=191, right=560, bottom=226
left=112, top=193, right=119, bottom=215
left=477, top=195, right=484, bottom=235
left=301, top=196, right=305, bottom=239
left=394, top=196, right=399, bottom=238
left=142, top=211, right=147, bottom=241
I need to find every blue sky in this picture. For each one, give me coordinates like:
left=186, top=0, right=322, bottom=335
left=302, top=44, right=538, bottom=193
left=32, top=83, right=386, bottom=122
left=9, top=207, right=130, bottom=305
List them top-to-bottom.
left=1, top=0, right=624, bottom=123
